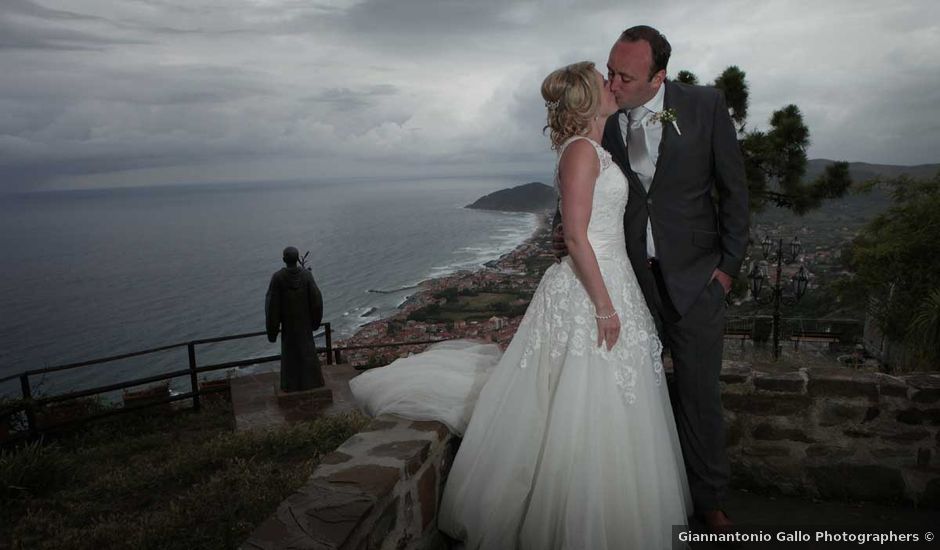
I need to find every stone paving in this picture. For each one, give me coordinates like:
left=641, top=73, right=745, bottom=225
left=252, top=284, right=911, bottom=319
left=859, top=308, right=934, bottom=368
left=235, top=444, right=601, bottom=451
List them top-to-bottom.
left=231, top=363, right=362, bottom=432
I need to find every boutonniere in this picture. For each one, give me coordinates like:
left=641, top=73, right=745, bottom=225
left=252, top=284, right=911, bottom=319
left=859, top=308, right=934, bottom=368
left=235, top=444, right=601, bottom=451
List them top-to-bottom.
left=648, top=108, right=681, bottom=136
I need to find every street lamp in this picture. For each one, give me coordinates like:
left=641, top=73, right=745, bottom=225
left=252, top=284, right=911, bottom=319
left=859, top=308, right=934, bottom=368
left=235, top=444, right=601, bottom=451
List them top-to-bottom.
left=748, top=236, right=810, bottom=359
left=761, top=236, right=772, bottom=258
left=789, top=236, right=802, bottom=260
left=792, top=264, right=809, bottom=299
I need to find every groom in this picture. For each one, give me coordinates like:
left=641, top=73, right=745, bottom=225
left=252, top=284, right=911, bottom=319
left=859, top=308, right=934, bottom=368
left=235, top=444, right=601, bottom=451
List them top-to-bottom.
left=554, top=26, right=749, bottom=532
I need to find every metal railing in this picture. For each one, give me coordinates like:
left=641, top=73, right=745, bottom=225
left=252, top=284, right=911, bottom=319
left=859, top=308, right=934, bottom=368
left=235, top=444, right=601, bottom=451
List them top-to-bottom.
left=0, top=315, right=865, bottom=445
left=724, top=316, right=862, bottom=345
left=0, top=322, right=465, bottom=445
left=0, top=323, right=337, bottom=443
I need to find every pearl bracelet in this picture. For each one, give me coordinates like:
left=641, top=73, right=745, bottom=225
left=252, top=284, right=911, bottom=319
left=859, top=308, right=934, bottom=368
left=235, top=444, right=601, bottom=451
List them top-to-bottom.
left=594, top=309, right=618, bottom=320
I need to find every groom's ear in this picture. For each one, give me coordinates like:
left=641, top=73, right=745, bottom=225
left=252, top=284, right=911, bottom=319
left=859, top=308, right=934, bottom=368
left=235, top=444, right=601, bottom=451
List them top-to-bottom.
left=651, top=69, right=667, bottom=86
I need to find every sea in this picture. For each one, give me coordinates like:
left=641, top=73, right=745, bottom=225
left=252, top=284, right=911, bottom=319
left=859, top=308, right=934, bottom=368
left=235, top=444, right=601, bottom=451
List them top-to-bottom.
left=0, top=177, right=543, bottom=399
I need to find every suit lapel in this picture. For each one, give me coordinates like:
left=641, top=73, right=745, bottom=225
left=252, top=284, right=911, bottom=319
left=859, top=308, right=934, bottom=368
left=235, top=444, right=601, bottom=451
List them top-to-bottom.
left=648, top=80, right=679, bottom=195
left=605, top=111, right=646, bottom=198
left=604, top=113, right=627, bottom=167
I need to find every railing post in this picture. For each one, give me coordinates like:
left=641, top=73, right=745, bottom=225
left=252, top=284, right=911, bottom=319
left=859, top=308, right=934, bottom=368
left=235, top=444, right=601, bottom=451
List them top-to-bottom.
left=324, top=323, right=333, bottom=365
left=188, top=342, right=200, bottom=412
left=20, top=373, right=37, bottom=438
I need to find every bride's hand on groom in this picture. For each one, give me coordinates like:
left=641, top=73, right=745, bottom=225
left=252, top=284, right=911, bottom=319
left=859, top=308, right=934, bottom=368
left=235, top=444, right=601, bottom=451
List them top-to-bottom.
left=552, top=224, right=568, bottom=262
left=596, top=312, right=621, bottom=351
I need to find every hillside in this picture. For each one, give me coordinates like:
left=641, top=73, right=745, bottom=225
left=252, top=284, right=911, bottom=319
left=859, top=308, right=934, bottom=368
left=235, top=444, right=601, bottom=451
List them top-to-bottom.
left=755, top=159, right=939, bottom=233
left=805, top=159, right=940, bottom=183
left=466, top=182, right=557, bottom=213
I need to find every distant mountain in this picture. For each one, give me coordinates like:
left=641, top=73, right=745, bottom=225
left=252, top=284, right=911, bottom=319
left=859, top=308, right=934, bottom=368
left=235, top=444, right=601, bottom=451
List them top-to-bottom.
left=754, top=159, right=939, bottom=236
left=805, top=159, right=940, bottom=183
left=466, top=182, right=557, bottom=213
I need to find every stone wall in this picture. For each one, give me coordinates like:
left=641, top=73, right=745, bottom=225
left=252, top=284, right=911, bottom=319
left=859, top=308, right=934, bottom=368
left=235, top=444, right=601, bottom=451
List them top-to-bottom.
left=721, top=363, right=940, bottom=506
left=242, top=364, right=940, bottom=549
left=241, top=415, right=457, bottom=550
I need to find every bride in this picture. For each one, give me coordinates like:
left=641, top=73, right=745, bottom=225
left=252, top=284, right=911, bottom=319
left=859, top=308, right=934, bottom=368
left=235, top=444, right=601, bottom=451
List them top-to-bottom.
left=350, top=61, right=691, bottom=549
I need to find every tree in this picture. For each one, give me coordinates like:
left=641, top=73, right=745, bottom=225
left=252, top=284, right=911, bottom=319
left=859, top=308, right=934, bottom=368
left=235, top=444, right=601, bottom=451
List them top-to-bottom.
left=678, top=66, right=853, bottom=214
left=713, top=66, right=748, bottom=131
left=675, top=70, right=698, bottom=85
left=845, top=173, right=940, bottom=369
left=435, top=287, right=459, bottom=303
left=908, top=288, right=940, bottom=366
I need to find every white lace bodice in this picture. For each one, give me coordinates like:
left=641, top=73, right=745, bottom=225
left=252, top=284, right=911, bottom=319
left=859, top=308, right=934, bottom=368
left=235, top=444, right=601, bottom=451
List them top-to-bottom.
left=519, top=135, right=663, bottom=406
left=555, top=136, right=628, bottom=262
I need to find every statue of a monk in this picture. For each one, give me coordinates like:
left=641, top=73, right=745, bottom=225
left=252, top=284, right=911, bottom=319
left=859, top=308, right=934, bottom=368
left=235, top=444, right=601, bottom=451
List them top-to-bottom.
left=265, top=246, right=325, bottom=391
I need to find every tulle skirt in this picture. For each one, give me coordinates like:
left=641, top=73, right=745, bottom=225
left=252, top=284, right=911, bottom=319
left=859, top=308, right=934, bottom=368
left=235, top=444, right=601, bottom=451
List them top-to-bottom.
left=350, top=259, right=692, bottom=549
left=349, top=339, right=501, bottom=437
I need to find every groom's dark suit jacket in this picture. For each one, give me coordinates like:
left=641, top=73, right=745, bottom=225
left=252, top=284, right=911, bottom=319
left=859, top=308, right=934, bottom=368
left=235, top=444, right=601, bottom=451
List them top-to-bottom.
left=603, top=79, right=749, bottom=317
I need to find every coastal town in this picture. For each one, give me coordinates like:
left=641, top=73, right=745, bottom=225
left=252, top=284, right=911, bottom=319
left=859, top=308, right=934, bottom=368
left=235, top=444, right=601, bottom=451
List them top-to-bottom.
left=336, top=212, right=555, bottom=367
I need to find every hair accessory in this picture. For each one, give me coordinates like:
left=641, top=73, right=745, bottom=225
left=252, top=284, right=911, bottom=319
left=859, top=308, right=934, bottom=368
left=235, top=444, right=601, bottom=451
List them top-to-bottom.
left=545, top=99, right=560, bottom=110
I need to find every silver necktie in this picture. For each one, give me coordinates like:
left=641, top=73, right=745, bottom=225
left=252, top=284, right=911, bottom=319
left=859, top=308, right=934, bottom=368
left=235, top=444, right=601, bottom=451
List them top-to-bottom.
left=627, top=106, right=654, bottom=192
left=627, top=106, right=657, bottom=258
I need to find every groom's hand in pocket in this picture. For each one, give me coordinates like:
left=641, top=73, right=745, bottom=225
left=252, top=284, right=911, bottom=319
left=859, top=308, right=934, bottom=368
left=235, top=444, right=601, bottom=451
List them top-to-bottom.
left=552, top=223, right=568, bottom=262
left=711, top=268, right=732, bottom=295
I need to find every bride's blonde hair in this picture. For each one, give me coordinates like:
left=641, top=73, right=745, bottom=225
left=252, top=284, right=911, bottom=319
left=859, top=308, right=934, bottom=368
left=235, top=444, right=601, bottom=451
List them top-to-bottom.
left=541, top=61, right=601, bottom=150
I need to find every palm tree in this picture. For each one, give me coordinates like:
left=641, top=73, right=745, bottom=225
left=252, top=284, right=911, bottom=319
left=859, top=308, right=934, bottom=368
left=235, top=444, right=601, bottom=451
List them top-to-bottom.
left=907, top=288, right=940, bottom=366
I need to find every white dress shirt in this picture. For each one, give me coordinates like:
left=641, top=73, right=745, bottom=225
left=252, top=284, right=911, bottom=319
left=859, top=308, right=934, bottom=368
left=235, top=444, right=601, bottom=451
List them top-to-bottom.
left=619, top=83, right=665, bottom=259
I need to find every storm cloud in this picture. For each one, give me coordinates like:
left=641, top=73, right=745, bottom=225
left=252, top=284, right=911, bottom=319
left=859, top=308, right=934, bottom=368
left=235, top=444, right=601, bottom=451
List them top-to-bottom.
left=1, top=0, right=938, bottom=190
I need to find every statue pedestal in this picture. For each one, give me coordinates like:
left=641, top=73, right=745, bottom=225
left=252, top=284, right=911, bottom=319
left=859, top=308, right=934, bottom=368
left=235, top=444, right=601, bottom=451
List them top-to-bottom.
left=231, top=365, right=359, bottom=433
left=275, top=385, right=334, bottom=409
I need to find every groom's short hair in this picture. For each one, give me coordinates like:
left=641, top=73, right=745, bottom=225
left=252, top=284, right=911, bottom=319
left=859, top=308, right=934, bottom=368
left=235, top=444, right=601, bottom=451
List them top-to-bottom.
left=618, top=25, right=671, bottom=80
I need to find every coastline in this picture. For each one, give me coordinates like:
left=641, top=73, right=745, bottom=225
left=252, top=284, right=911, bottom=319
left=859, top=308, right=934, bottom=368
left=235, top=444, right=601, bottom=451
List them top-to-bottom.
left=336, top=211, right=555, bottom=366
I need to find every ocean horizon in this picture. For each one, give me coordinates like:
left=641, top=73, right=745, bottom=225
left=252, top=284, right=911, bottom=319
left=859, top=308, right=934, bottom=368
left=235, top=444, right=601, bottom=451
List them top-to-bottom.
left=0, top=176, right=544, bottom=399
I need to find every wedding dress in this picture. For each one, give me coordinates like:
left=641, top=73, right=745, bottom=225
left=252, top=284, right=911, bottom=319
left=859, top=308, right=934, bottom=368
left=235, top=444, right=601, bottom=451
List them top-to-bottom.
left=349, top=136, right=692, bottom=549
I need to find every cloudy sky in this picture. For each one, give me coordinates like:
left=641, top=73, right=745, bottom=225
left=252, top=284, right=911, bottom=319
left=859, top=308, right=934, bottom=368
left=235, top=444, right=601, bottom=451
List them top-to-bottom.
left=1, top=0, right=938, bottom=191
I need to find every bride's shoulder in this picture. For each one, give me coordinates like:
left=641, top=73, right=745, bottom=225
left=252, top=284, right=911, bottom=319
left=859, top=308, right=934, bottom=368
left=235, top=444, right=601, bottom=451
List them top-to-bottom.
left=558, top=138, right=601, bottom=177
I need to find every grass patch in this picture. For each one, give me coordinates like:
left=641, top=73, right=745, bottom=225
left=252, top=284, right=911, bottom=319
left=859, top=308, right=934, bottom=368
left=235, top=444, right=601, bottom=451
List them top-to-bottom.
left=524, top=254, right=556, bottom=276
left=408, top=291, right=529, bottom=323
left=456, top=292, right=512, bottom=308
left=1, top=399, right=369, bottom=549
